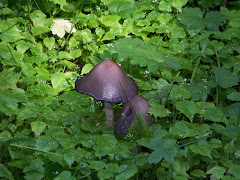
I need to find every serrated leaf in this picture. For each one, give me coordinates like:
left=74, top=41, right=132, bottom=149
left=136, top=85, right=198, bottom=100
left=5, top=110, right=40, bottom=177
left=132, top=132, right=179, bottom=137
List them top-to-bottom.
left=172, top=0, right=188, bottom=10
left=108, top=1, right=136, bottom=19
left=178, top=7, right=205, bottom=30
left=204, top=11, right=226, bottom=31
left=0, top=25, right=24, bottom=42
left=43, top=37, right=55, bottom=50
left=110, top=38, right=179, bottom=72
left=16, top=40, right=31, bottom=54
left=213, top=67, right=239, bottom=88
left=51, top=72, right=67, bottom=92
left=170, top=86, right=191, bottom=100
left=227, top=92, right=240, bottom=101
left=175, top=100, right=198, bottom=122
left=148, top=102, right=170, bottom=118
left=202, top=107, right=227, bottom=123
left=31, top=121, right=46, bottom=136
left=53, top=132, right=76, bottom=149
left=36, top=135, right=58, bottom=151
left=93, top=135, right=117, bottom=157
left=189, top=140, right=212, bottom=158
left=64, top=152, right=75, bottom=167
left=23, top=158, right=44, bottom=172
left=0, top=163, right=14, bottom=180
left=115, top=165, right=138, bottom=180
left=228, top=165, right=240, bottom=178
left=206, top=166, right=226, bottom=179
left=54, top=171, right=75, bottom=180
left=24, top=172, right=44, bottom=180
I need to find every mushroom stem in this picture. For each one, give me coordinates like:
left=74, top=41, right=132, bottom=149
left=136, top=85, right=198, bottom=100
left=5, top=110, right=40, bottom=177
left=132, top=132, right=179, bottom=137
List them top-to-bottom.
left=105, top=102, right=114, bottom=128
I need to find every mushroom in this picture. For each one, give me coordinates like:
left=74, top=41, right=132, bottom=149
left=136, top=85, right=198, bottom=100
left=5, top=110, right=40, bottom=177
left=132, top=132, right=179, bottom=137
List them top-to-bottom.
left=75, top=59, right=138, bottom=128
left=115, top=95, right=150, bottom=134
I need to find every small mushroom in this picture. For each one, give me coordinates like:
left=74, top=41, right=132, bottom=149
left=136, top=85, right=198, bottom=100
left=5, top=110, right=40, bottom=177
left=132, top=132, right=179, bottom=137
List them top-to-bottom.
left=75, top=59, right=138, bottom=128
left=115, top=95, right=150, bottom=134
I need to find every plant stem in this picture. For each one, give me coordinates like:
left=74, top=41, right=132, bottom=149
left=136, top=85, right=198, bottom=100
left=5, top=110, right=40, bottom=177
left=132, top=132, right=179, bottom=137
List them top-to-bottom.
left=105, top=102, right=114, bottom=128
left=10, top=144, right=64, bottom=157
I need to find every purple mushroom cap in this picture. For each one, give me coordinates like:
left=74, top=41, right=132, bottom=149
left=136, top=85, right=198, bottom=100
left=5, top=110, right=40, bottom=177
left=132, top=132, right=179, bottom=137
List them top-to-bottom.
left=75, top=59, right=138, bottom=103
left=115, top=95, right=150, bottom=134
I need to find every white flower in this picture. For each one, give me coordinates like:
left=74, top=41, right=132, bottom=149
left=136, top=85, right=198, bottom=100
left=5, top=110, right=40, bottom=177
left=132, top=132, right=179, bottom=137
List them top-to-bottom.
left=50, top=19, right=76, bottom=38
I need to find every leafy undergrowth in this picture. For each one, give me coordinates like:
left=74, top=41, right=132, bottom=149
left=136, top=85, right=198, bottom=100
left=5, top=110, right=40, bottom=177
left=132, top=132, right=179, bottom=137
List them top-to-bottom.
left=0, top=0, right=240, bottom=179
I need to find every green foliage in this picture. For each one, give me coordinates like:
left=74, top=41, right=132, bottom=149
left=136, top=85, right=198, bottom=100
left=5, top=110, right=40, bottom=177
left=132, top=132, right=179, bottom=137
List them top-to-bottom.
left=0, top=0, right=240, bottom=179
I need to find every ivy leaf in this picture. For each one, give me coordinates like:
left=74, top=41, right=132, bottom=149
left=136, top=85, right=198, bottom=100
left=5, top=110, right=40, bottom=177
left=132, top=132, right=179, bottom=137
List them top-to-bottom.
left=107, top=1, right=136, bottom=19
left=178, top=7, right=205, bottom=30
left=110, top=38, right=179, bottom=72
left=213, top=67, right=239, bottom=88
left=175, top=100, right=198, bottom=122
left=31, top=121, right=47, bottom=136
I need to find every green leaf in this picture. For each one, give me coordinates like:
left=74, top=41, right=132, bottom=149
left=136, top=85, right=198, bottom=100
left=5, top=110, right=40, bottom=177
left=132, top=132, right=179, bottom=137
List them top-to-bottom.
left=158, top=0, right=172, bottom=12
left=172, top=0, right=188, bottom=10
left=107, top=1, right=136, bottom=19
left=178, top=7, right=205, bottom=30
left=204, top=11, right=226, bottom=31
left=99, top=15, right=121, bottom=27
left=0, top=25, right=23, bottom=42
left=43, top=37, right=55, bottom=50
left=111, top=38, right=179, bottom=72
left=16, top=40, right=31, bottom=54
left=70, top=49, right=82, bottom=59
left=81, top=64, right=93, bottom=75
left=213, top=67, right=239, bottom=88
left=0, top=69, right=19, bottom=89
left=51, top=72, right=67, bottom=93
left=170, top=86, right=191, bottom=100
left=227, top=92, right=240, bottom=101
left=0, top=94, right=19, bottom=116
left=175, top=100, right=198, bottom=122
left=148, top=102, right=170, bottom=118
left=17, top=103, right=39, bottom=122
left=203, top=107, right=227, bottom=123
left=31, top=121, right=47, bottom=136
left=53, top=132, right=76, bottom=149
left=36, top=135, right=59, bottom=151
left=93, top=135, right=117, bottom=157
left=148, top=138, right=177, bottom=164
left=189, top=140, right=212, bottom=158
left=64, top=152, right=75, bottom=167
left=23, top=158, right=44, bottom=172
left=0, top=163, right=14, bottom=180
left=115, top=165, right=138, bottom=180
left=228, top=165, right=240, bottom=178
left=206, top=166, right=226, bottom=179
left=191, top=169, right=205, bottom=177
left=54, top=171, right=75, bottom=180
left=24, top=172, right=44, bottom=180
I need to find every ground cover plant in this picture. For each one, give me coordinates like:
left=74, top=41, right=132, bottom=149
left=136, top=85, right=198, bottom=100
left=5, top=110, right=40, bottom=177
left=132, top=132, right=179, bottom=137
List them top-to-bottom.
left=0, top=0, right=240, bottom=179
